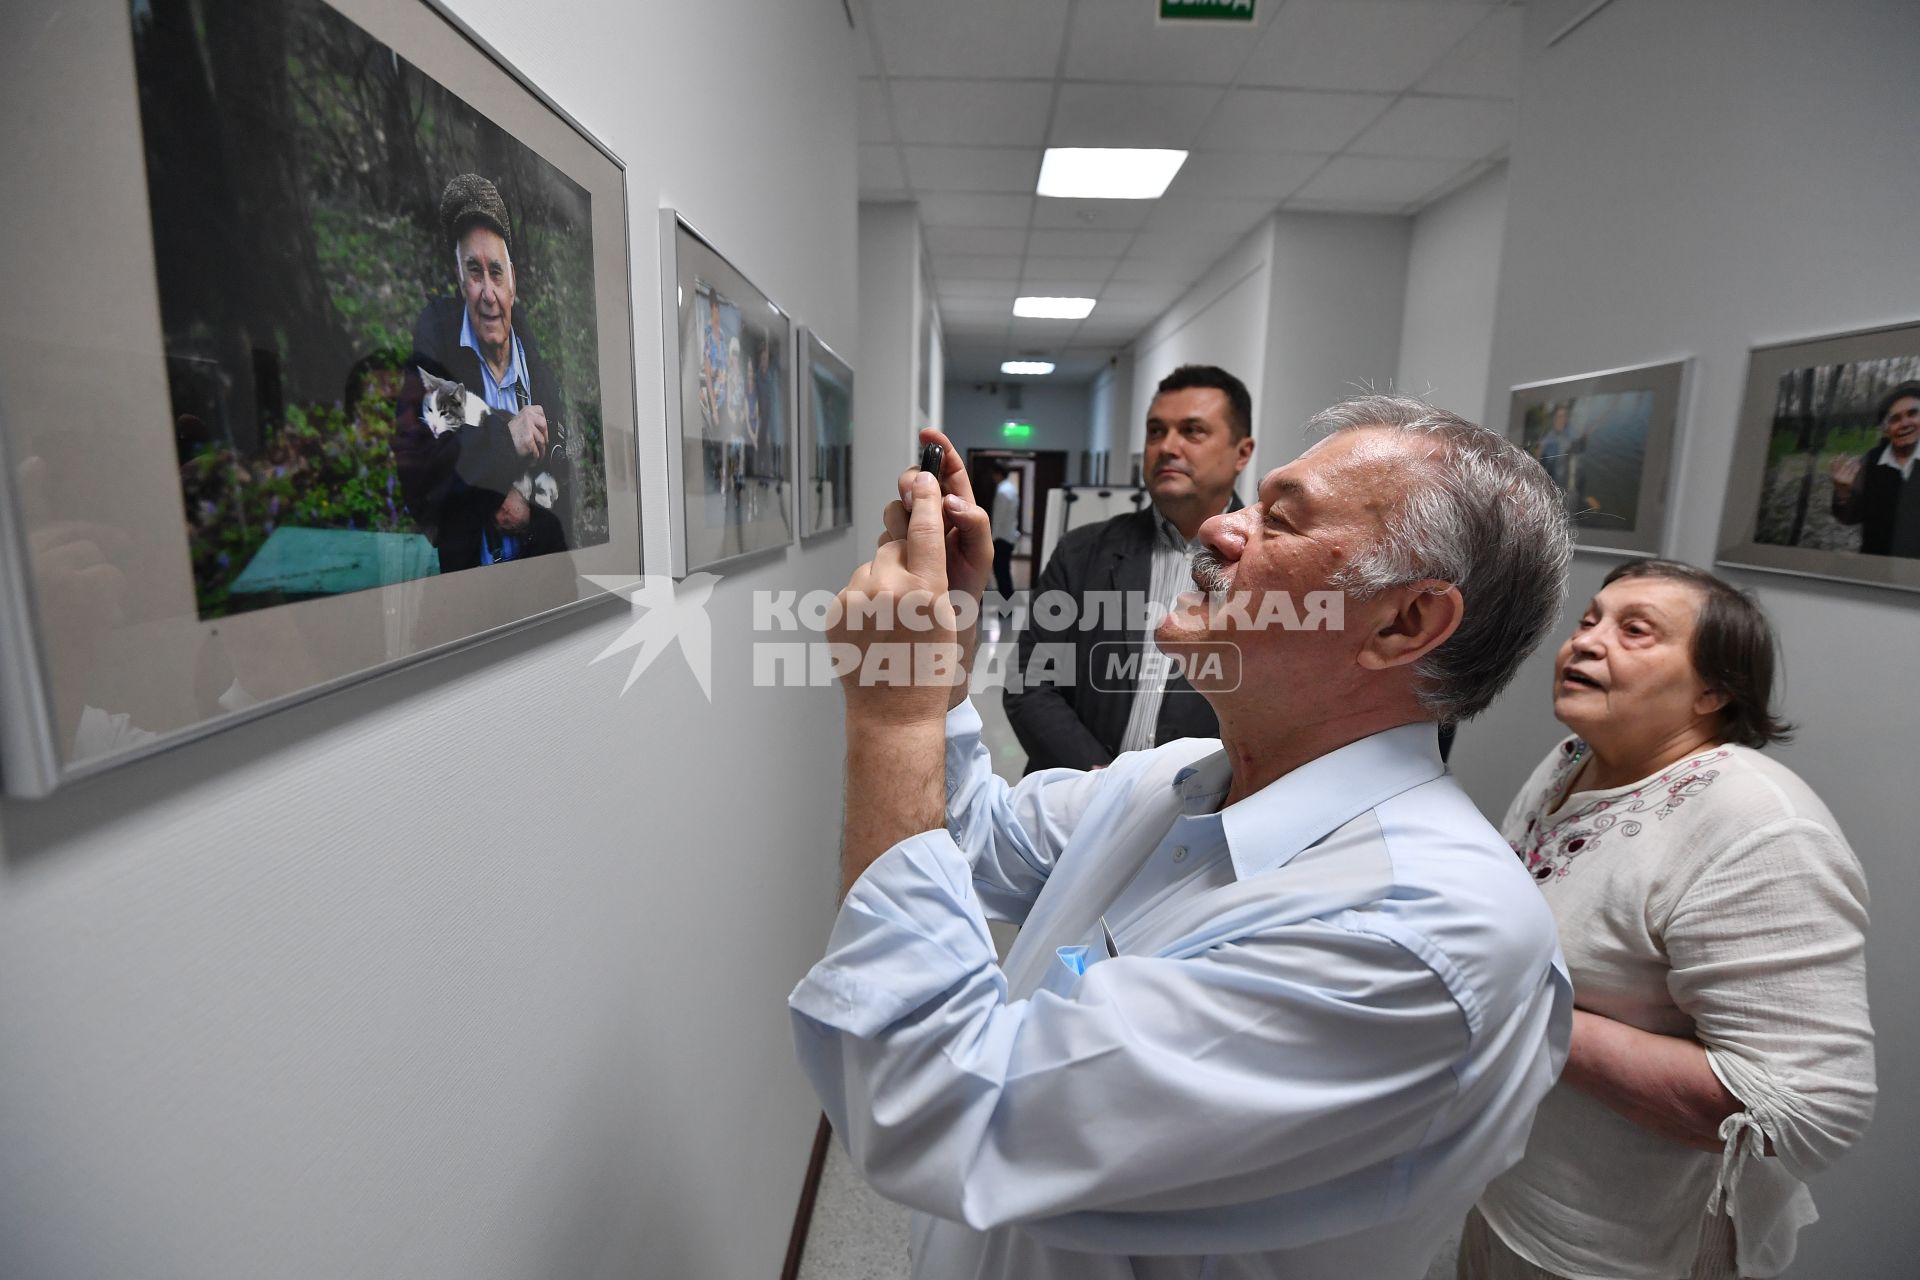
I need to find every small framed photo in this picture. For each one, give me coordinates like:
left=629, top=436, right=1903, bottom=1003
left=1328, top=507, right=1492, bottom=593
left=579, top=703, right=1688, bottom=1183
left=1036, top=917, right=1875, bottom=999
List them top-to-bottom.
left=0, top=0, right=642, bottom=797
left=659, top=212, right=795, bottom=576
left=1716, top=320, right=1920, bottom=594
left=797, top=328, right=854, bottom=538
left=1506, top=358, right=1687, bottom=556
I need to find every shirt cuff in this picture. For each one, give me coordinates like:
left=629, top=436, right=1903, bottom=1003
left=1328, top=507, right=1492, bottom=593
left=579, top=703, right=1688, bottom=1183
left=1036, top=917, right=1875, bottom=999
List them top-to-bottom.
left=788, top=829, right=1000, bottom=1041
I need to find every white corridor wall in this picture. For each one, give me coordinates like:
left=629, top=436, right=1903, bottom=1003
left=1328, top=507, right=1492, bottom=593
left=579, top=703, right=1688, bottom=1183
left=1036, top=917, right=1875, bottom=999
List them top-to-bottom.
left=1451, top=2, right=1920, bottom=1273
left=0, top=3, right=863, bottom=1278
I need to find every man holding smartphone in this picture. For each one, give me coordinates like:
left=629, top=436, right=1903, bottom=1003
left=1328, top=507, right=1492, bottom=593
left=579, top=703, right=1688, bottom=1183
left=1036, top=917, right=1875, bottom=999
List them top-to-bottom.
left=790, top=403, right=1575, bottom=1280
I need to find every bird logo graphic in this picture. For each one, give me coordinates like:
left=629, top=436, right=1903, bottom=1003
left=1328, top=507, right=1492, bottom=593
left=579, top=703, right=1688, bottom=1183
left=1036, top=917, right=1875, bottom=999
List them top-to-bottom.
left=582, top=572, right=719, bottom=699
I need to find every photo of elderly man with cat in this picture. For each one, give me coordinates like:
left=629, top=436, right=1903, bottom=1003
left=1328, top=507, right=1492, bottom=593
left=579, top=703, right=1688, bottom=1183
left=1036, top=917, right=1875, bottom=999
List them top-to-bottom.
left=395, top=173, right=573, bottom=572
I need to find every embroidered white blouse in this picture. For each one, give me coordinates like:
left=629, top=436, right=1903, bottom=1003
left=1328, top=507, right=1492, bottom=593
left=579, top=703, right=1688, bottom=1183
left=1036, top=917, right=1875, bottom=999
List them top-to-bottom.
left=1475, top=737, right=1876, bottom=1279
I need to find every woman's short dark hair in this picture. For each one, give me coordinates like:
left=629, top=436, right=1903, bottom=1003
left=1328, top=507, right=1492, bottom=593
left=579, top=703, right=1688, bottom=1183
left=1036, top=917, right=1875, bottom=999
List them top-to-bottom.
left=1602, top=558, right=1793, bottom=749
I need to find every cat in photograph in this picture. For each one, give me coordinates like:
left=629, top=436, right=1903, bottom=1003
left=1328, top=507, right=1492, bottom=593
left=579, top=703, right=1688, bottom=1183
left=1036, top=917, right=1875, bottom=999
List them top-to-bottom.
left=419, top=366, right=558, bottom=511
left=418, top=367, right=486, bottom=438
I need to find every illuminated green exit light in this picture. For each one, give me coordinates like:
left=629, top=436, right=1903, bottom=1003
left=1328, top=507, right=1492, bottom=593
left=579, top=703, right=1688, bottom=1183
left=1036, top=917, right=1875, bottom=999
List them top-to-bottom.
left=1001, top=422, right=1033, bottom=440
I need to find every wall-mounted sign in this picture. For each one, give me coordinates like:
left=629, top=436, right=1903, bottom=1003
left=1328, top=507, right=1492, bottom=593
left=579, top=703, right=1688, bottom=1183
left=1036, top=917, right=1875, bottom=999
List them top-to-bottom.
left=1158, top=0, right=1255, bottom=23
left=1001, top=422, right=1034, bottom=441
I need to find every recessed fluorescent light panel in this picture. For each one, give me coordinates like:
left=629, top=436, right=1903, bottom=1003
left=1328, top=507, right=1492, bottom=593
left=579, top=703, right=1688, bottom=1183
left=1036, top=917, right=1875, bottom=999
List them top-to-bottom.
left=1036, top=148, right=1188, bottom=200
left=1013, top=296, right=1096, bottom=320
left=1001, top=360, right=1055, bottom=376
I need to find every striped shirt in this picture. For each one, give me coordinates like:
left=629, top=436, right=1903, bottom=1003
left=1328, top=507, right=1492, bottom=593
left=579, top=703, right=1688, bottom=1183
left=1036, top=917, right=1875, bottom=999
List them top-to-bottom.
left=1117, top=505, right=1216, bottom=755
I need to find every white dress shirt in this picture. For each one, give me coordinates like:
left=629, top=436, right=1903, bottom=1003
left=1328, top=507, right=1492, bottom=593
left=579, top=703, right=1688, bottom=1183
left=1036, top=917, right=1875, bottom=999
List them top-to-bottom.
left=991, top=478, right=1020, bottom=543
left=1116, top=506, right=1208, bottom=755
left=790, top=701, right=1571, bottom=1280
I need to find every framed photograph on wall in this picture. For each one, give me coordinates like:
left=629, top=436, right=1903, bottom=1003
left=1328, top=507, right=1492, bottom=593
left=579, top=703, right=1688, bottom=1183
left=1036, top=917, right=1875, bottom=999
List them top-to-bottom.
left=0, top=0, right=643, bottom=797
left=659, top=212, right=794, bottom=575
left=1716, top=320, right=1920, bottom=594
left=798, top=329, right=854, bottom=539
left=1506, top=358, right=1687, bottom=556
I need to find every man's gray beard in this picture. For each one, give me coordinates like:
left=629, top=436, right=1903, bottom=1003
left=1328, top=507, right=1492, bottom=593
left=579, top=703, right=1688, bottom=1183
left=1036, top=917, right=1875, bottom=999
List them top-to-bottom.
left=1189, top=548, right=1231, bottom=599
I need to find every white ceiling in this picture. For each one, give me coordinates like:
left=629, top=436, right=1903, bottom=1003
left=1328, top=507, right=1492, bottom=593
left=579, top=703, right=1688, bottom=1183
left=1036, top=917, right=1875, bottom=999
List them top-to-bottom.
left=854, top=0, right=1525, bottom=383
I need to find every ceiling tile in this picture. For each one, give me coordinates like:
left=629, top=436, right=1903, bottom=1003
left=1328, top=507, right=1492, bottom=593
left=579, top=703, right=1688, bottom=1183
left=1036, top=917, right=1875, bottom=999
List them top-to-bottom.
left=866, top=0, right=1074, bottom=79
left=1061, top=0, right=1258, bottom=84
left=1240, top=0, right=1493, bottom=94
left=1416, top=7, right=1523, bottom=98
left=855, top=28, right=880, bottom=77
left=858, top=79, right=892, bottom=144
left=889, top=79, right=1055, bottom=147
left=1048, top=83, right=1222, bottom=148
left=1201, top=89, right=1391, bottom=153
left=1347, top=95, right=1514, bottom=159
left=858, top=144, right=907, bottom=192
left=903, top=146, right=1042, bottom=191
left=1162, top=150, right=1327, bottom=200
left=1290, top=155, right=1469, bottom=205
left=918, top=192, right=1036, bottom=227
left=1142, top=195, right=1274, bottom=236
left=1033, top=197, right=1155, bottom=230
left=1284, top=197, right=1409, bottom=215
left=924, top=225, right=1031, bottom=256
left=1025, top=228, right=1136, bottom=257
left=1128, top=229, right=1251, bottom=264
left=930, top=253, right=1025, bottom=281
left=1022, top=256, right=1118, bottom=283
left=1111, top=256, right=1208, bottom=283
left=935, top=278, right=1021, bottom=300
left=1099, top=279, right=1184, bottom=304
left=942, top=316, right=1012, bottom=338
left=1009, top=317, right=1084, bottom=343
left=1074, top=319, right=1152, bottom=343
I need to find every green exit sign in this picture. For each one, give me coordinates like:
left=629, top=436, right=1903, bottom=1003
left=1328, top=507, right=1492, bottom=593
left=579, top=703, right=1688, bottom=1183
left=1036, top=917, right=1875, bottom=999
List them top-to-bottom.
left=1159, top=0, right=1255, bottom=22
left=1001, top=422, right=1034, bottom=441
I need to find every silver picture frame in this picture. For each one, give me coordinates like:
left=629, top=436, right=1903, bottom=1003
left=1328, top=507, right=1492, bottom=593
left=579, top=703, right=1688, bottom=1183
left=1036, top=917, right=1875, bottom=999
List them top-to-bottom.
left=0, top=0, right=644, bottom=797
left=657, top=211, right=796, bottom=576
left=1715, top=319, right=1920, bottom=594
left=797, top=328, right=855, bottom=539
left=1505, top=357, right=1688, bottom=557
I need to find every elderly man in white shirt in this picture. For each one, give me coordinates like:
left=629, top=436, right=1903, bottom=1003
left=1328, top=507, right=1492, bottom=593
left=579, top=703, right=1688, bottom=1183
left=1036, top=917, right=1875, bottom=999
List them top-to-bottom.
left=790, top=396, right=1577, bottom=1280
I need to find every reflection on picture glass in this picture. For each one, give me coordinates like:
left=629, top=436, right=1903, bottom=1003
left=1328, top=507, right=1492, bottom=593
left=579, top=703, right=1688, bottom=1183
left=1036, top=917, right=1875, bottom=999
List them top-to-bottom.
left=130, top=0, right=606, bottom=619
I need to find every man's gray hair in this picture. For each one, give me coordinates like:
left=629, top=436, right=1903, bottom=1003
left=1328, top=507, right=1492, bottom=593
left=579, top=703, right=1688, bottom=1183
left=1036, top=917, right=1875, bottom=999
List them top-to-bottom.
left=1310, top=395, right=1573, bottom=722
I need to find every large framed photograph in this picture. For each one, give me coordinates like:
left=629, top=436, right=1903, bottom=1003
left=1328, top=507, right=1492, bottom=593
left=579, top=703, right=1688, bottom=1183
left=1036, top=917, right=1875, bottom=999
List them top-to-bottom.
left=0, top=0, right=642, bottom=797
left=659, top=213, right=794, bottom=575
left=1717, top=320, right=1920, bottom=594
left=798, top=329, right=854, bottom=538
left=1506, top=359, right=1687, bottom=556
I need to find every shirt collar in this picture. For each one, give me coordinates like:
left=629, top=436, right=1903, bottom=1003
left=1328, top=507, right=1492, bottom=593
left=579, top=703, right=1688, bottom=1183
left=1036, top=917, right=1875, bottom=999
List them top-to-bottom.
left=458, top=307, right=526, bottom=394
left=1876, top=445, right=1916, bottom=480
left=1149, top=498, right=1232, bottom=550
left=1171, top=722, right=1446, bottom=881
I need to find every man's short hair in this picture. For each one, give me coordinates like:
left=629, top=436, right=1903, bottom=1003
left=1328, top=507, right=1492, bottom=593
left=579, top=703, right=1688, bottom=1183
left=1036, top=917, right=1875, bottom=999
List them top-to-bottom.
left=440, top=173, right=513, bottom=252
left=1155, top=365, right=1252, bottom=440
left=1873, top=380, right=1920, bottom=425
left=1308, top=395, right=1573, bottom=723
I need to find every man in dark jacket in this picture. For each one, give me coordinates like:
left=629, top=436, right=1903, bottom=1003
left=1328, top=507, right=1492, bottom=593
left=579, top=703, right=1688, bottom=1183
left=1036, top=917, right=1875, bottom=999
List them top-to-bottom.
left=395, top=173, right=571, bottom=572
left=1004, top=365, right=1254, bottom=772
left=1831, top=380, right=1920, bottom=557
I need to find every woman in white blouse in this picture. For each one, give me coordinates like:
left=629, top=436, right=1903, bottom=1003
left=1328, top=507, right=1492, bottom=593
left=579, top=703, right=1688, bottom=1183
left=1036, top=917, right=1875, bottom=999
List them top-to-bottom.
left=1461, top=559, right=1874, bottom=1280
